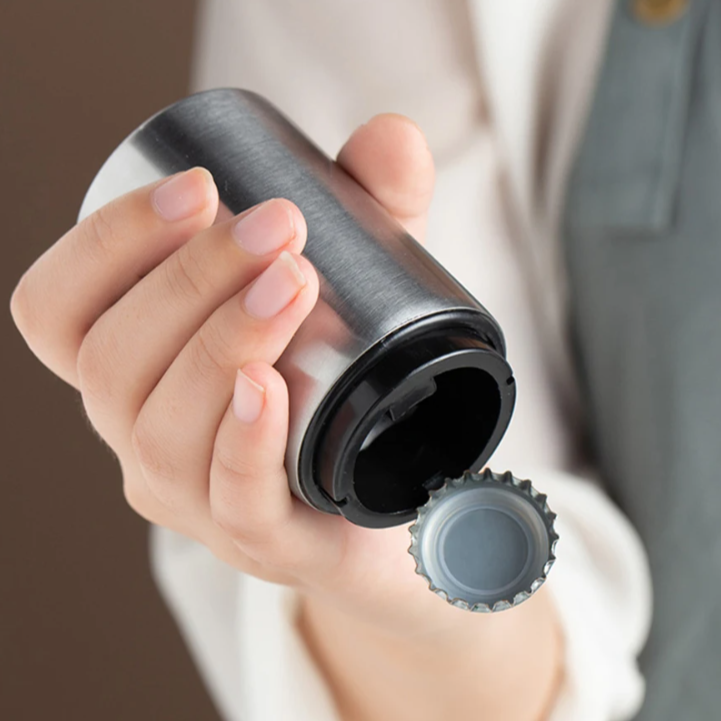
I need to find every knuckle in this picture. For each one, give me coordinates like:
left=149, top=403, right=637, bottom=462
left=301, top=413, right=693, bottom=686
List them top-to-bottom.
left=83, top=204, right=120, bottom=262
left=166, top=245, right=211, bottom=303
left=10, top=272, right=44, bottom=348
left=9, top=274, right=31, bottom=333
left=191, top=320, right=238, bottom=384
left=76, top=323, right=118, bottom=407
left=130, top=415, right=179, bottom=500
left=213, top=447, right=257, bottom=487
left=122, top=477, right=156, bottom=522
left=209, top=487, right=254, bottom=541
left=210, top=498, right=268, bottom=546
left=210, top=502, right=247, bottom=540
left=211, top=505, right=296, bottom=568
left=202, top=536, right=290, bottom=584
left=250, top=537, right=301, bottom=569
left=206, top=541, right=252, bottom=571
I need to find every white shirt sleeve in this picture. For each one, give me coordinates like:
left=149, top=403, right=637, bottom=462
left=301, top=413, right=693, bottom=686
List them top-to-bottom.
left=149, top=466, right=652, bottom=721
left=536, top=469, right=653, bottom=721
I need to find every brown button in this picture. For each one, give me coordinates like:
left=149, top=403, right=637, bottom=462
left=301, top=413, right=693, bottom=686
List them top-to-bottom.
left=632, top=0, right=690, bottom=25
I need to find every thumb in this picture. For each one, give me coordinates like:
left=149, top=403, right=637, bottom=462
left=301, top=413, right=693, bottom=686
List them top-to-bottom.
left=336, top=114, right=435, bottom=244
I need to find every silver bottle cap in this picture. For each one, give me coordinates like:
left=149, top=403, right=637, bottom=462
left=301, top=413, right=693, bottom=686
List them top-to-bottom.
left=408, top=469, right=559, bottom=612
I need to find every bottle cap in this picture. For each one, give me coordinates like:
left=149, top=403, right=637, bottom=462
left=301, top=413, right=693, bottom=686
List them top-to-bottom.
left=407, top=469, right=558, bottom=612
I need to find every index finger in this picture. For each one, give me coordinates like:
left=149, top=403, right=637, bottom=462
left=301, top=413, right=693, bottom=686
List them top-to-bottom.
left=10, top=167, right=218, bottom=387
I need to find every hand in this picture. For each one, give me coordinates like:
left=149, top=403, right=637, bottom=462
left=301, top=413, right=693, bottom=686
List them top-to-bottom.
left=9, top=114, right=552, bottom=651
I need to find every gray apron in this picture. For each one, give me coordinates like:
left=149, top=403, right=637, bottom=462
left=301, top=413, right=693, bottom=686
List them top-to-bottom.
left=562, top=0, right=721, bottom=717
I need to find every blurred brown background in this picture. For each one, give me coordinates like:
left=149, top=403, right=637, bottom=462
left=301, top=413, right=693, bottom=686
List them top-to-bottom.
left=1, top=1, right=221, bottom=718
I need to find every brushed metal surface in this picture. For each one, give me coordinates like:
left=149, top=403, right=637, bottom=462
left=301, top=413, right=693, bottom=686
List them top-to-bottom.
left=78, top=88, right=506, bottom=511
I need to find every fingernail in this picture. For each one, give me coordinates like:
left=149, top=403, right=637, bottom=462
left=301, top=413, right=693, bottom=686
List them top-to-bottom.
left=152, top=168, right=212, bottom=222
left=233, top=199, right=296, bottom=255
left=243, top=251, right=307, bottom=320
left=233, top=368, right=265, bottom=424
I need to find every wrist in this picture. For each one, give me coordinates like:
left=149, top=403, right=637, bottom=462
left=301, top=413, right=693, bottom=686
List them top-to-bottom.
left=294, top=585, right=565, bottom=721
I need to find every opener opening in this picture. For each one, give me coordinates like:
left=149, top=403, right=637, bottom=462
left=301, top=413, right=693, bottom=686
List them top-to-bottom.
left=353, top=367, right=501, bottom=514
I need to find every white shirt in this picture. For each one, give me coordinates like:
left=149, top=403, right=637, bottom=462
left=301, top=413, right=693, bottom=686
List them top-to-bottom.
left=150, top=1, right=654, bottom=719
